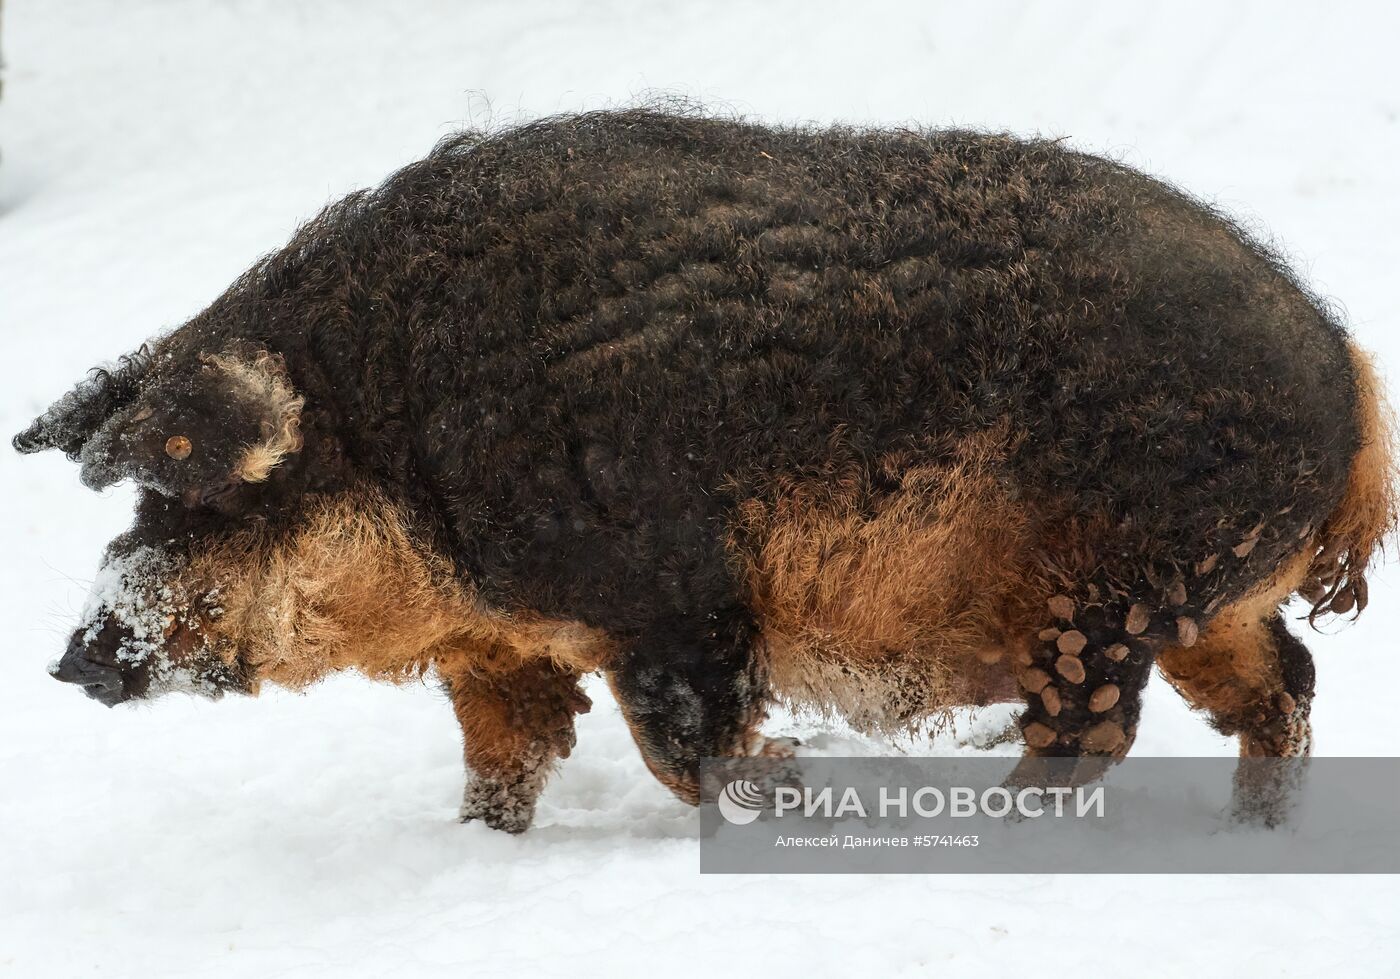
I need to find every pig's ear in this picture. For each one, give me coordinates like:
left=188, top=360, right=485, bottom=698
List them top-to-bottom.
left=69, top=345, right=305, bottom=495
left=13, top=348, right=153, bottom=458
left=201, top=348, right=306, bottom=485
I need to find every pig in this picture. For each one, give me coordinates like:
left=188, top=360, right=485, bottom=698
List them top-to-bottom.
left=15, top=109, right=1397, bottom=832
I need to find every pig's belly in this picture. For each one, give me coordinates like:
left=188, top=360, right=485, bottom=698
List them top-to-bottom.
left=733, top=444, right=1031, bottom=734
left=759, top=635, right=1022, bottom=735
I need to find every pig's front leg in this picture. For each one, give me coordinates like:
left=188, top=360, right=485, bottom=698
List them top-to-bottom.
left=443, top=659, right=591, bottom=833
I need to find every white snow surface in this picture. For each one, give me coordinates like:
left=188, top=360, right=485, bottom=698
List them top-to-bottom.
left=2, top=2, right=1399, bottom=975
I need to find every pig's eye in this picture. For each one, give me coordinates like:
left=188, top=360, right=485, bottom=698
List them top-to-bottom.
left=165, top=435, right=193, bottom=460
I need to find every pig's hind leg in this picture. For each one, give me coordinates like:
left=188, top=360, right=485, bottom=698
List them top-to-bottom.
left=1009, top=585, right=1167, bottom=778
left=1158, top=608, right=1315, bottom=826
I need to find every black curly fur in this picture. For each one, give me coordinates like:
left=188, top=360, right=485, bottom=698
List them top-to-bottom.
left=141, top=110, right=1357, bottom=604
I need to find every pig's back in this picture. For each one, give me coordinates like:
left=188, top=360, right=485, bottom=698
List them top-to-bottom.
left=302, top=111, right=1357, bottom=624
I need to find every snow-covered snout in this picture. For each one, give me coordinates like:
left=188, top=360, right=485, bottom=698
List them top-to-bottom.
left=50, top=536, right=248, bottom=706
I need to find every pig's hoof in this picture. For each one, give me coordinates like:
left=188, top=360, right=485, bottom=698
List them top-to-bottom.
left=757, top=735, right=801, bottom=759
left=742, top=736, right=805, bottom=800
left=1228, top=758, right=1307, bottom=829
left=459, top=775, right=539, bottom=834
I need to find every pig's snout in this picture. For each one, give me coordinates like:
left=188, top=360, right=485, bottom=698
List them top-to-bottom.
left=50, top=628, right=133, bottom=707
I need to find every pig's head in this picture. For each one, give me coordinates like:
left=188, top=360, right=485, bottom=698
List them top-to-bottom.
left=15, top=341, right=308, bottom=705
left=16, top=343, right=304, bottom=501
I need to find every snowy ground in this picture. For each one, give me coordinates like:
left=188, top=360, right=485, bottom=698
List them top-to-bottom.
left=3, top=1, right=1399, bottom=975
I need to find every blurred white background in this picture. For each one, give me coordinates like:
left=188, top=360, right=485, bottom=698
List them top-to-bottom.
left=2, top=2, right=1397, bottom=976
